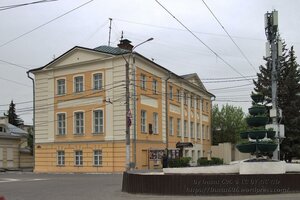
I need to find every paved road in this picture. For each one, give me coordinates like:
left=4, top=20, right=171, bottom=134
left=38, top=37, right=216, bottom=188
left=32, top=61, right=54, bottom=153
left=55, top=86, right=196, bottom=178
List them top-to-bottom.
left=1, top=172, right=300, bottom=200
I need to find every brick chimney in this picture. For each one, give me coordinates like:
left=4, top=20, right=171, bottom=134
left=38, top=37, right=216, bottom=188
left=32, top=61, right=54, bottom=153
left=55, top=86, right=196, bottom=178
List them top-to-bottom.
left=117, top=39, right=133, bottom=51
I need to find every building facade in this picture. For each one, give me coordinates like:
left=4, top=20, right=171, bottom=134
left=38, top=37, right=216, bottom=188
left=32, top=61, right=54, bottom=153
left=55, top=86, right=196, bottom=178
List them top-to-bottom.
left=28, top=40, right=214, bottom=173
left=0, top=116, right=33, bottom=170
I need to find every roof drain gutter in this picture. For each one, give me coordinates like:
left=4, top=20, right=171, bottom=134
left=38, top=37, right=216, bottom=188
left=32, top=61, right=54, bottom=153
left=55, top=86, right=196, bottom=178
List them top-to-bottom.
left=26, top=71, right=35, bottom=171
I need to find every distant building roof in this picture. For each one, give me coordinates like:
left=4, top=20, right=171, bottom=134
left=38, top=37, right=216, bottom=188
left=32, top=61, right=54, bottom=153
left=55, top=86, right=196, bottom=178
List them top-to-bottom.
left=94, top=45, right=130, bottom=55
left=180, top=73, right=198, bottom=79
left=0, top=117, right=27, bottom=139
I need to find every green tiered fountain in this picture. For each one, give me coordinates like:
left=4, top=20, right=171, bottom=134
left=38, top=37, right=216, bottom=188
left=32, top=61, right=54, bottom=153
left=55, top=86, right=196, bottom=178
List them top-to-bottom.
left=236, top=92, right=277, bottom=158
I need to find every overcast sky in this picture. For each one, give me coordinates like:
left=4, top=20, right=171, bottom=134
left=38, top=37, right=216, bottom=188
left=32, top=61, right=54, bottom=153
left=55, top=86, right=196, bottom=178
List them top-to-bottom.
left=1, top=0, right=299, bottom=125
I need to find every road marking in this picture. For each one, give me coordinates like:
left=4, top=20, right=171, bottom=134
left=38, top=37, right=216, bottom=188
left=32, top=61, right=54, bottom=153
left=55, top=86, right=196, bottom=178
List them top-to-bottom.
left=0, top=178, right=48, bottom=183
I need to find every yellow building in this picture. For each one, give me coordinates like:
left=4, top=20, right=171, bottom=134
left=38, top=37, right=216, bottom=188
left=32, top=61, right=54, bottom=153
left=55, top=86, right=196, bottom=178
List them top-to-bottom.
left=28, top=39, right=214, bottom=173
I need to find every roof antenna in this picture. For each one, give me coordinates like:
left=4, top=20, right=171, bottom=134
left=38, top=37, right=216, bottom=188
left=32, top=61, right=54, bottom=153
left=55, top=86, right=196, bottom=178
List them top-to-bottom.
left=108, top=18, right=112, bottom=46
left=121, top=31, right=124, bottom=40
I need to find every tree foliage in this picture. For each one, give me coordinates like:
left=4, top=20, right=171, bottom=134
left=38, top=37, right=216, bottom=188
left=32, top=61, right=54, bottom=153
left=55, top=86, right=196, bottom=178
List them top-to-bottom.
left=253, top=42, right=300, bottom=159
left=4, top=100, right=24, bottom=127
left=212, top=104, right=247, bottom=145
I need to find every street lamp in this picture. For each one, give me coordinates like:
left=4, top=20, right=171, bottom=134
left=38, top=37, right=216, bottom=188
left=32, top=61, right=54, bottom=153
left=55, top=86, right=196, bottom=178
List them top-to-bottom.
left=125, top=38, right=153, bottom=171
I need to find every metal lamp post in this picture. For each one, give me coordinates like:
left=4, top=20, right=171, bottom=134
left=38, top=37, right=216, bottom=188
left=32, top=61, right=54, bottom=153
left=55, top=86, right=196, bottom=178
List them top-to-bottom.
left=125, top=38, right=153, bottom=171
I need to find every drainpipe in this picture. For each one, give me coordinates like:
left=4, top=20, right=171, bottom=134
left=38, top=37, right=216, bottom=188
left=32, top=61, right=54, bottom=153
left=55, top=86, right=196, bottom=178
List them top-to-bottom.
left=26, top=71, right=35, bottom=170
left=165, top=73, right=171, bottom=156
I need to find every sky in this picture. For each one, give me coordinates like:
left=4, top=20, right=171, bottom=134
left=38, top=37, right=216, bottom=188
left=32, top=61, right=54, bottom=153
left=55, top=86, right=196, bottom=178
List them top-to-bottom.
left=0, top=0, right=300, bottom=125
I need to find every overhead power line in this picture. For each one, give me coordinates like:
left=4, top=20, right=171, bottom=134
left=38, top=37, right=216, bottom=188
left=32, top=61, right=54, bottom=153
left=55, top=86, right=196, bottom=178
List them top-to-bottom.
left=0, top=0, right=94, bottom=48
left=0, top=0, right=57, bottom=11
left=154, top=0, right=251, bottom=83
left=201, top=0, right=257, bottom=73
left=113, top=18, right=265, bottom=42
left=201, top=75, right=256, bottom=80
left=209, top=83, right=253, bottom=91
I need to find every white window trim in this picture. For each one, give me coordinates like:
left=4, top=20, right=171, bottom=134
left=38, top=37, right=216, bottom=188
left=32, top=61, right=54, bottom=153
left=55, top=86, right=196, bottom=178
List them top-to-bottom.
left=91, top=72, right=104, bottom=91
left=73, top=74, right=85, bottom=93
left=141, top=74, right=146, bottom=90
left=56, top=77, right=66, bottom=96
left=152, top=79, right=158, bottom=94
left=169, top=85, right=173, bottom=100
left=92, top=108, right=104, bottom=134
left=73, top=110, right=85, bottom=135
left=141, top=110, right=147, bottom=133
left=56, top=112, right=67, bottom=136
left=153, top=112, right=158, bottom=134
left=169, top=117, right=174, bottom=136
left=177, top=118, right=181, bottom=137
left=184, top=120, right=188, bottom=137
left=93, top=149, right=103, bottom=166
left=57, top=150, right=65, bottom=166
left=74, top=150, right=83, bottom=166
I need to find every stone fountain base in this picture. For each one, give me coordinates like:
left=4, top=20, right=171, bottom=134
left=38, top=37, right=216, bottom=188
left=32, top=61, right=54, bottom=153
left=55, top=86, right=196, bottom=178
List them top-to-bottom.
left=239, top=160, right=286, bottom=174
left=122, top=161, right=300, bottom=195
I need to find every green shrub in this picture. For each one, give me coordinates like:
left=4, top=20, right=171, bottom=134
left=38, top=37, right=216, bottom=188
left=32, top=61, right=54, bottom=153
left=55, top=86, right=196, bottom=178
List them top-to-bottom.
left=168, top=157, right=191, bottom=168
left=197, top=157, right=223, bottom=166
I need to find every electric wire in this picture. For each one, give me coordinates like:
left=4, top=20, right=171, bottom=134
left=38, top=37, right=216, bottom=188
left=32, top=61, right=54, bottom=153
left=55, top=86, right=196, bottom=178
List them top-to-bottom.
left=0, top=0, right=94, bottom=48
left=0, top=0, right=57, bottom=11
left=154, top=0, right=251, bottom=83
left=201, top=0, right=257, bottom=73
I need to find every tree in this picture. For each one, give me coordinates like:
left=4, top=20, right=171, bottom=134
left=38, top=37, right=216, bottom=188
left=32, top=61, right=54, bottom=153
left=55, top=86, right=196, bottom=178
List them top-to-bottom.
left=253, top=43, right=300, bottom=159
left=4, top=100, right=24, bottom=127
left=212, top=104, right=247, bottom=145
left=27, top=126, right=34, bottom=155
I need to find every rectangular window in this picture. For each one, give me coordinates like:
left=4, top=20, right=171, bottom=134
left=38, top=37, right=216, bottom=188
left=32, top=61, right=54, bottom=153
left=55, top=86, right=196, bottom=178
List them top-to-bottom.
left=93, top=73, right=103, bottom=90
left=141, top=74, right=146, bottom=90
left=74, top=76, right=84, bottom=93
left=57, top=79, right=65, bottom=95
left=152, top=79, right=158, bottom=94
left=169, top=85, right=173, bottom=100
left=177, top=89, right=181, bottom=102
left=184, top=93, right=188, bottom=106
left=191, top=95, right=194, bottom=108
left=196, top=97, right=200, bottom=109
left=202, top=100, right=204, bottom=111
left=206, top=102, right=209, bottom=112
left=93, top=110, right=103, bottom=134
left=141, top=110, right=147, bottom=133
left=74, top=112, right=84, bottom=135
left=153, top=112, right=158, bottom=134
left=57, top=113, right=66, bottom=135
left=169, top=117, right=173, bottom=136
left=177, top=118, right=181, bottom=136
left=184, top=120, right=188, bottom=137
left=190, top=122, right=194, bottom=138
left=197, top=123, right=200, bottom=139
left=202, top=125, right=205, bottom=139
left=207, top=126, right=210, bottom=140
left=75, top=150, right=83, bottom=166
left=93, top=150, right=102, bottom=166
left=57, top=151, right=65, bottom=166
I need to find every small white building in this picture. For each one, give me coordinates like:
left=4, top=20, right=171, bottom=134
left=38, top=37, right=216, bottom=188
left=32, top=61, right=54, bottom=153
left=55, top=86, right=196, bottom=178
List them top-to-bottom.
left=0, top=116, right=33, bottom=170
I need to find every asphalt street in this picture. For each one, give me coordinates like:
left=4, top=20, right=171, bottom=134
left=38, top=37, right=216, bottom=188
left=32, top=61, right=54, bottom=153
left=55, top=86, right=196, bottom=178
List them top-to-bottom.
left=1, top=172, right=300, bottom=200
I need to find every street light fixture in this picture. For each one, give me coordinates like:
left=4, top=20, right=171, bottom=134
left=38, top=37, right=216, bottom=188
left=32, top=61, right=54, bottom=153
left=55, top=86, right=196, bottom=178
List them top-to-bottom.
left=125, top=38, right=154, bottom=171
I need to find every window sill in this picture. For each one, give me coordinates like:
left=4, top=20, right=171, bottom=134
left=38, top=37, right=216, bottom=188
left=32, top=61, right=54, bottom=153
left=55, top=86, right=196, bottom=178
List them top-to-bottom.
left=93, top=88, right=103, bottom=91
left=73, top=91, right=84, bottom=94
left=56, top=94, right=66, bottom=97
left=93, top=132, right=104, bottom=135
left=74, top=133, right=85, bottom=136
left=56, top=134, right=66, bottom=137
left=56, top=165, right=65, bottom=167
left=74, top=165, right=83, bottom=167
left=93, top=165, right=103, bottom=167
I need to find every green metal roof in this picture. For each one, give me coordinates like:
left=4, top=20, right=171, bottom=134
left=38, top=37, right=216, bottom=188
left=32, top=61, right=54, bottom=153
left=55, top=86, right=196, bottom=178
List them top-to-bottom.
left=94, top=45, right=130, bottom=55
